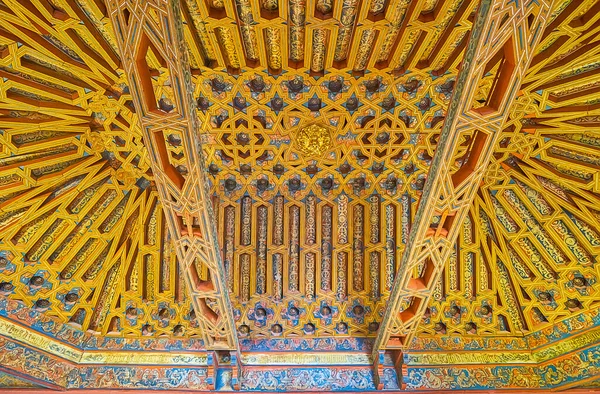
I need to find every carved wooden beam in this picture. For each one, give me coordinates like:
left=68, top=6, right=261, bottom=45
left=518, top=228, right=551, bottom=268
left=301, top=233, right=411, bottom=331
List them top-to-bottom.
left=104, top=0, right=240, bottom=384
left=374, top=0, right=554, bottom=387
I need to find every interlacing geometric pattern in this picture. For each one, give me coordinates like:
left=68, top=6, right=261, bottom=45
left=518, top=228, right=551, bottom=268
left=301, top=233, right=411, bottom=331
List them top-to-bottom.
left=0, top=0, right=599, bottom=390
left=0, top=0, right=209, bottom=340
left=375, top=0, right=554, bottom=357
left=420, top=0, right=600, bottom=340
left=104, top=8, right=241, bottom=388
left=199, top=71, right=455, bottom=340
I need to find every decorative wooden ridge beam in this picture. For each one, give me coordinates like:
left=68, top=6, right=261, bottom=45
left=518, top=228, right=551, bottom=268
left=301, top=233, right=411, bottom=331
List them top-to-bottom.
left=104, top=0, right=241, bottom=387
left=374, top=0, right=554, bottom=387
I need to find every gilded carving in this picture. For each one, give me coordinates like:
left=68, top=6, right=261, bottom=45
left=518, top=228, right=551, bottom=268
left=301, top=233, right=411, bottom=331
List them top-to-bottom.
left=0, top=1, right=599, bottom=388
left=265, top=27, right=282, bottom=71
left=311, top=29, right=327, bottom=73
left=294, top=124, right=333, bottom=157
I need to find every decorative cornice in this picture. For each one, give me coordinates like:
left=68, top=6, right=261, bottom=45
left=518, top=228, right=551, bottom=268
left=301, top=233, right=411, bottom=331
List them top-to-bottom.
left=2, top=296, right=600, bottom=368
left=0, top=308, right=599, bottom=390
left=408, top=308, right=600, bottom=352
left=0, top=318, right=81, bottom=362
left=404, top=324, right=600, bottom=366
left=404, top=350, right=535, bottom=365
left=241, top=352, right=374, bottom=366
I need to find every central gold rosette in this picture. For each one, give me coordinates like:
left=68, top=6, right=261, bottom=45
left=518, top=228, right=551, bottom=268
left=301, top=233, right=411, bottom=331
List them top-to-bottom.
left=294, top=123, right=333, bottom=157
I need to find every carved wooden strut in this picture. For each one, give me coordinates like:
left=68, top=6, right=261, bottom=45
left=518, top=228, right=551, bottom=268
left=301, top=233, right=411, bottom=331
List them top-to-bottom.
left=105, top=0, right=241, bottom=388
left=373, top=0, right=554, bottom=388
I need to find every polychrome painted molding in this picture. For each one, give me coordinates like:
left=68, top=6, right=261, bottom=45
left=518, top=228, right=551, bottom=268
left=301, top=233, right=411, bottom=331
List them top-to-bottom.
left=1, top=0, right=600, bottom=391
left=1, top=0, right=599, bottom=352
left=1, top=296, right=600, bottom=390
left=404, top=341, right=600, bottom=391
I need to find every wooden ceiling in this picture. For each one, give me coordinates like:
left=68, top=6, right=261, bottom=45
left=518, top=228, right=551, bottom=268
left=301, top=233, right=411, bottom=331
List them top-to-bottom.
left=0, top=0, right=598, bottom=350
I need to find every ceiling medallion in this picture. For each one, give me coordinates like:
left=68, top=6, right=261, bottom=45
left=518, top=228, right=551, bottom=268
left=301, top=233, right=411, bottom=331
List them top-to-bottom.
left=294, top=123, right=332, bottom=157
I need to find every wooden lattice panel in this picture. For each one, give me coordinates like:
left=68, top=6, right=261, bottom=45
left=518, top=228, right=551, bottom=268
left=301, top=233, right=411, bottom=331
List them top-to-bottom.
left=0, top=0, right=206, bottom=339
left=180, top=0, right=478, bottom=76
left=374, top=0, right=555, bottom=358
left=416, top=0, right=600, bottom=340
left=197, top=70, right=454, bottom=338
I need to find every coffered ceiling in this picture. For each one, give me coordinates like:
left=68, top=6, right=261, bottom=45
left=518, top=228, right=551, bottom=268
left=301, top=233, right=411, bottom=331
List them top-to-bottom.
left=0, top=0, right=598, bottom=360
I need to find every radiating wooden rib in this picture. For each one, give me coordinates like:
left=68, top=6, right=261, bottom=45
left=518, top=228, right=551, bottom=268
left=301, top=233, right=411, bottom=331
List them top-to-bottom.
left=4, top=0, right=118, bottom=75
left=64, top=0, right=121, bottom=67
left=105, top=0, right=240, bottom=359
left=181, top=0, right=218, bottom=67
left=369, top=0, right=386, bottom=14
left=373, top=0, right=553, bottom=388
left=416, top=0, right=473, bottom=69
left=541, top=0, right=586, bottom=40
left=376, top=1, right=418, bottom=66
left=570, top=1, right=600, bottom=27
left=0, top=13, right=101, bottom=82
left=529, top=17, right=600, bottom=77
left=215, top=27, right=242, bottom=69
left=353, top=29, right=376, bottom=72
left=397, top=30, right=426, bottom=72
left=432, top=31, right=468, bottom=76
left=539, top=39, right=600, bottom=74
left=18, top=58, right=95, bottom=92
left=534, top=66, right=600, bottom=93
left=369, top=194, right=380, bottom=244
left=306, top=195, right=317, bottom=245
left=240, top=196, right=252, bottom=246
left=273, top=196, right=284, bottom=245
left=352, top=204, right=364, bottom=292
left=384, top=204, right=396, bottom=291
left=256, top=205, right=268, bottom=294
left=288, top=205, right=301, bottom=292
left=321, top=205, right=333, bottom=291
left=223, top=206, right=235, bottom=291
left=336, top=251, right=348, bottom=300
left=369, top=251, right=380, bottom=299
left=305, top=252, right=316, bottom=299
left=240, top=253, right=251, bottom=302
left=273, top=253, right=283, bottom=300
left=496, top=259, right=528, bottom=332
left=88, top=260, right=121, bottom=332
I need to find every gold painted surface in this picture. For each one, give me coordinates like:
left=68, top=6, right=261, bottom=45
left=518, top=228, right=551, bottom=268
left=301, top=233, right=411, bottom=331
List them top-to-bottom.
left=0, top=0, right=597, bottom=356
left=0, top=0, right=488, bottom=342
left=104, top=0, right=240, bottom=352
left=376, top=0, right=554, bottom=357
left=413, top=0, right=600, bottom=344
left=265, top=27, right=283, bottom=70
left=311, top=28, right=327, bottom=72
left=294, top=124, right=333, bottom=157
left=3, top=310, right=600, bottom=368
left=0, top=316, right=207, bottom=365
left=0, top=318, right=81, bottom=362
left=407, top=325, right=600, bottom=366
left=533, top=328, right=600, bottom=363
left=405, top=351, right=536, bottom=365
left=79, top=352, right=208, bottom=365
left=241, top=353, right=372, bottom=365
left=0, top=371, right=39, bottom=388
